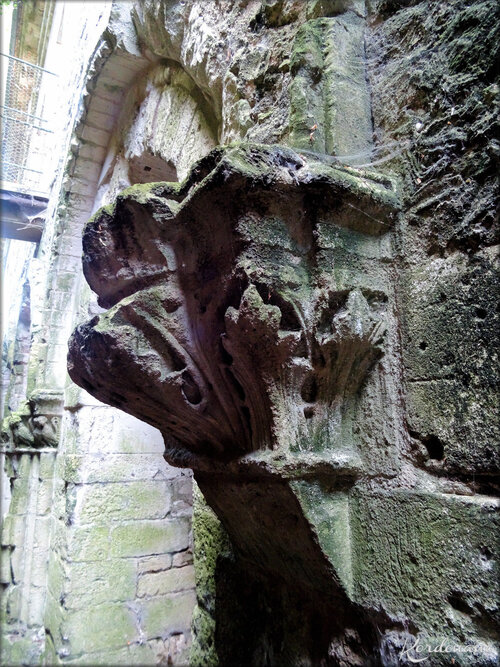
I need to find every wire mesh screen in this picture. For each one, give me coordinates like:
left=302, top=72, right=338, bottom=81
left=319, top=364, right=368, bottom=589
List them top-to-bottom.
left=1, top=54, right=55, bottom=193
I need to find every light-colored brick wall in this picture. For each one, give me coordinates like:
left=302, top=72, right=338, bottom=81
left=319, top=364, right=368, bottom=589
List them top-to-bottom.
left=1, top=4, right=200, bottom=665
left=44, top=406, right=194, bottom=664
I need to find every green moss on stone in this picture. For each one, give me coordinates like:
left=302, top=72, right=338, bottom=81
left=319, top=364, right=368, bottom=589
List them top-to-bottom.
left=190, top=482, right=232, bottom=666
left=64, top=603, right=137, bottom=654
left=190, top=605, right=218, bottom=667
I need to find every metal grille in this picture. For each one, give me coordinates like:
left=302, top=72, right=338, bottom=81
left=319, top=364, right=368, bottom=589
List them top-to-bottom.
left=1, top=53, right=56, bottom=193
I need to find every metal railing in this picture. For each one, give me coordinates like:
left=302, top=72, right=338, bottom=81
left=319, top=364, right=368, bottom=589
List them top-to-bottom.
left=1, top=53, right=57, bottom=194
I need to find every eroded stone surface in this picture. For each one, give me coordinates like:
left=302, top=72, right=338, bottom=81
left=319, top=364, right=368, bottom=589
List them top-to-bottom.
left=62, top=0, right=499, bottom=664
left=68, top=137, right=499, bottom=663
left=69, top=144, right=398, bottom=464
left=1, top=390, right=63, bottom=450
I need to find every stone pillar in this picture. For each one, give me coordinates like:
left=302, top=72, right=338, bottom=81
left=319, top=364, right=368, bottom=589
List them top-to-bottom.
left=67, top=1, right=499, bottom=663
left=1, top=391, right=62, bottom=663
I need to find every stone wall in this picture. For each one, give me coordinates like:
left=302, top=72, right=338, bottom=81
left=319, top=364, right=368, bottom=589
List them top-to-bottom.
left=2, top=0, right=498, bottom=665
left=67, top=1, right=498, bottom=665
left=1, top=2, right=201, bottom=664
left=42, top=410, right=194, bottom=665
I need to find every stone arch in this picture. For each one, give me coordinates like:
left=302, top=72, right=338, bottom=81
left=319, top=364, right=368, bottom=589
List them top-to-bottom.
left=94, top=60, right=219, bottom=207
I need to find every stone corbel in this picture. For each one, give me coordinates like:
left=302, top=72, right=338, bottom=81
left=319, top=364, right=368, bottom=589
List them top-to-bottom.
left=68, top=144, right=398, bottom=601
left=68, top=144, right=398, bottom=463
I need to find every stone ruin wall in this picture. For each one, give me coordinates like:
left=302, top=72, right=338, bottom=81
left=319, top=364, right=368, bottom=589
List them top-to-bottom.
left=1, top=0, right=499, bottom=665
left=2, top=4, right=200, bottom=664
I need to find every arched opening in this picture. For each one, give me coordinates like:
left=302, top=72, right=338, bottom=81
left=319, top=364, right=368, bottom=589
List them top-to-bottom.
left=128, top=150, right=178, bottom=185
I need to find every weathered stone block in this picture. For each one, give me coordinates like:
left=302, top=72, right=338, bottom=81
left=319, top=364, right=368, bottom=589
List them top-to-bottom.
left=87, top=93, right=121, bottom=117
left=80, top=124, right=109, bottom=147
left=77, top=141, right=107, bottom=165
left=402, top=249, right=499, bottom=477
left=69, top=408, right=113, bottom=454
left=110, top=421, right=165, bottom=454
left=38, top=451, right=57, bottom=480
left=62, top=453, right=181, bottom=484
left=171, top=475, right=193, bottom=517
left=171, top=475, right=193, bottom=503
left=36, top=479, right=54, bottom=516
left=77, top=480, right=171, bottom=524
left=292, top=481, right=353, bottom=596
left=9, top=482, right=29, bottom=516
left=351, top=489, right=500, bottom=643
left=1, top=513, right=25, bottom=546
left=110, top=519, right=190, bottom=557
left=68, top=525, right=110, bottom=562
left=30, top=541, right=52, bottom=588
left=9, top=543, right=24, bottom=586
left=0, top=546, right=12, bottom=584
left=172, top=549, right=193, bottom=568
left=46, top=553, right=65, bottom=602
left=138, top=553, right=172, bottom=574
left=64, top=559, right=136, bottom=609
left=137, top=564, right=195, bottom=597
left=4, top=585, right=22, bottom=624
left=27, top=586, right=46, bottom=627
left=140, top=590, right=196, bottom=639
left=43, top=592, right=64, bottom=647
left=63, top=603, right=138, bottom=654
left=41, top=627, right=60, bottom=666
left=150, top=633, right=190, bottom=666
left=63, top=641, right=156, bottom=665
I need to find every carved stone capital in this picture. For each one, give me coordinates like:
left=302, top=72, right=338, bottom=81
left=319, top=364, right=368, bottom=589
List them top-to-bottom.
left=68, top=143, right=400, bottom=604
left=68, top=145, right=398, bottom=470
left=1, top=389, right=63, bottom=450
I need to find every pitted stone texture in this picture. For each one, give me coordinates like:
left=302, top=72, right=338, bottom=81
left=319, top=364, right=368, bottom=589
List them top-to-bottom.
left=61, top=0, right=500, bottom=663
left=130, top=0, right=374, bottom=152
left=366, top=0, right=499, bottom=497
left=68, top=138, right=499, bottom=663
left=69, top=144, right=398, bottom=466
left=401, top=247, right=499, bottom=483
